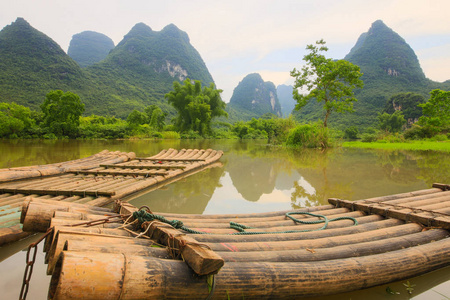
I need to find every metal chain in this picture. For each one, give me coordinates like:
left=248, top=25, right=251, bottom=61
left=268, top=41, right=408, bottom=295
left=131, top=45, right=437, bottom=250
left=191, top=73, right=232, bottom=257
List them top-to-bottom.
left=18, top=213, right=127, bottom=300
left=19, top=228, right=54, bottom=300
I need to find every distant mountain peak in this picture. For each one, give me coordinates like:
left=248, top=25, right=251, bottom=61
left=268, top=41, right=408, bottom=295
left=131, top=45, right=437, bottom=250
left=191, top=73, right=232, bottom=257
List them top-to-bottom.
left=345, top=19, right=425, bottom=83
left=121, top=22, right=154, bottom=43
left=161, top=23, right=190, bottom=43
left=68, top=31, right=115, bottom=67
left=228, top=73, right=282, bottom=119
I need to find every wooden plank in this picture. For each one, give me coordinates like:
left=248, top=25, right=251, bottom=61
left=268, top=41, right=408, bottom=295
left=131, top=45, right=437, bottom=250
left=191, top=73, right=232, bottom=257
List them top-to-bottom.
left=135, top=157, right=206, bottom=162
left=99, top=164, right=186, bottom=170
left=68, top=170, right=169, bottom=176
left=433, top=183, right=450, bottom=191
left=0, top=188, right=114, bottom=197
left=329, top=198, right=450, bottom=229
left=141, top=221, right=224, bottom=275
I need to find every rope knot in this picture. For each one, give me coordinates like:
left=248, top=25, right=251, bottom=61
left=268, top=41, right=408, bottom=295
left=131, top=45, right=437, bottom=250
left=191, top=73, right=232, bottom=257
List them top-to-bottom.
left=170, top=220, right=184, bottom=229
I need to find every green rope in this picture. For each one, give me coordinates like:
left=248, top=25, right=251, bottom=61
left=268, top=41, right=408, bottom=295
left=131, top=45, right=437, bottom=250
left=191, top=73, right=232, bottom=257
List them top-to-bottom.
left=132, top=210, right=358, bottom=236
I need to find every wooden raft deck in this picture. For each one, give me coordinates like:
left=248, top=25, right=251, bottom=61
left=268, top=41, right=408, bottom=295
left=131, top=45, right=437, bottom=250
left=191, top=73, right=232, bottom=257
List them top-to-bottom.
left=0, top=148, right=223, bottom=246
left=19, top=184, right=450, bottom=299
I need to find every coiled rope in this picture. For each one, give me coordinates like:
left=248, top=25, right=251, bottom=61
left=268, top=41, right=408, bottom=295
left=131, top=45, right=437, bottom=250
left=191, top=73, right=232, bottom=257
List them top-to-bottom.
left=132, top=210, right=358, bottom=235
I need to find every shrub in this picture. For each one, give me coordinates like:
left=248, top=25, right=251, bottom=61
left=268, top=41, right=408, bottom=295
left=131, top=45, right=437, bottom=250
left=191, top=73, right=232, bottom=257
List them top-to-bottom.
left=285, top=123, right=329, bottom=148
left=344, top=126, right=359, bottom=140
left=161, top=131, right=180, bottom=139
left=361, top=133, right=377, bottom=143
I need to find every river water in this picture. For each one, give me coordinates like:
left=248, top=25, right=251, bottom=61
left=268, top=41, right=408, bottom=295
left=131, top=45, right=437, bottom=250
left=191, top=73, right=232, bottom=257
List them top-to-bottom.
left=0, top=139, right=449, bottom=299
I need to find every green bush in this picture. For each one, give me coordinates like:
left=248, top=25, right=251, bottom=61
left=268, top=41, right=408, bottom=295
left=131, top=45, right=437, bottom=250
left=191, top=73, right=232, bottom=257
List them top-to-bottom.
left=285, top=123, right=329, bottom=148
left=344, top=126, right=359, bottom=140
left=161, top=131, right=180, bottom=139
left=361, top=133, right=377, bottom=142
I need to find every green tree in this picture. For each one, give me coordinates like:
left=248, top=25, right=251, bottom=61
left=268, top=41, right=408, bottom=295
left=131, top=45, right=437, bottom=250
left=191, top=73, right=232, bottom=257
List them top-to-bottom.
left=290, top=39, right=364, bottom=127
left=165, top=79, right=227, bottom=135
left=418, top=89, right=450, bottom=128
left=40, top=90, right=85, bottom=137
left=384, top=92, right=425, bottom=122
left=0, top=102, right=35, bottom=137
left=145, top=105, right=167, bottom=132
left=126, top=109, right=147, bottom=127
left=378, top=110, right=406, bottom=133
left=344, top=126, right=359, bottom=139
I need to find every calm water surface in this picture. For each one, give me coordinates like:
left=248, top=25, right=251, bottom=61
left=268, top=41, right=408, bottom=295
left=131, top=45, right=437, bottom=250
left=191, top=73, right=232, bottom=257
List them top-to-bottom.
left=0, top=139, right=449, bottom=299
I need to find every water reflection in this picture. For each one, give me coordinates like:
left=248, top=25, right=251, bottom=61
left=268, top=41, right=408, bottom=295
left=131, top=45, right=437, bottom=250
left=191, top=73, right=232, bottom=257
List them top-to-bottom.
left=0, top=139, right=449, bottom=299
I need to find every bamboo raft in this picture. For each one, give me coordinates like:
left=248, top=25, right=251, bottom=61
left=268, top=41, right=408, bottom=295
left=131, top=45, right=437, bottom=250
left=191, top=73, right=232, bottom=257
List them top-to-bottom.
left=0, top=148, right=223, bottom=246
left=19, top=183, right=450, bottom=299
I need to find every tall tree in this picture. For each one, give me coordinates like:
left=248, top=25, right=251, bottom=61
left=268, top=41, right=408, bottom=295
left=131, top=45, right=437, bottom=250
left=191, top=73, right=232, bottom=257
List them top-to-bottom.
left=290, top=39, right=364, bottom=127
left=165, top=79, right=227, bottom=135
left=418, top=89, right=450, bottom=128
left=40, top=90, right=85, bottom=137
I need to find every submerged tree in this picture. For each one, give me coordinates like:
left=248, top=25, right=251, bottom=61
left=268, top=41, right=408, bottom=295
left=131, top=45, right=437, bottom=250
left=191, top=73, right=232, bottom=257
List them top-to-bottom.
left=290, top=39, right=364, bottom=127
left=165, top=79, right=227, bottom=135
left=40, top=90, right=85, bottom=137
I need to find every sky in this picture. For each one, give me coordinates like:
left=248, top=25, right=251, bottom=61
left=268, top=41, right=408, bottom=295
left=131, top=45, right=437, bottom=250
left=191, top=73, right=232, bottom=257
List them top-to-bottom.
left=1, top=0, right=449, bottom=102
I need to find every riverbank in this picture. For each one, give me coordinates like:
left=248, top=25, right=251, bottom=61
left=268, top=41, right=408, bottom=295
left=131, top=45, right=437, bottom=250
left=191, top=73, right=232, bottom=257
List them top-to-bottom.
left=342, top=140, right=450, bottom=152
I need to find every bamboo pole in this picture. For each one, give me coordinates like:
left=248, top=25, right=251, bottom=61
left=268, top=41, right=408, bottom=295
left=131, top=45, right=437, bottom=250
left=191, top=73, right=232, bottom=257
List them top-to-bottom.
left=329, top=198, right=450, bottom=229
left=21, top=201, right=117, bottom=232
left=191, top=217, right=399, bottom=243
left=201, top=223, right=423, bottom=252
left=0, top=224, right=32, bottom=246
left=43, top=226, right=135, bottom=252
left=216, top=229, right=449, bottom=262
left=46, top=231, right=166, bottom=274
left=48, top=239, right=450, bottom=299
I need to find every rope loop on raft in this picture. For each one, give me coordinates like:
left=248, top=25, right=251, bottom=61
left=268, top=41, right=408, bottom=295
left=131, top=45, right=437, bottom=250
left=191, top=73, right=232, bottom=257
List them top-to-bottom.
left=132, top=208, right=358, bottom=235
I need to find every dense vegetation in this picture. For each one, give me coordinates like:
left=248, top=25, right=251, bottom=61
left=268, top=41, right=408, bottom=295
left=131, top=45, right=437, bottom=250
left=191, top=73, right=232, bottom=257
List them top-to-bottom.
left=0, top=18, right=214, bottom=119
left=1, top=18, right=449, bottom=150
left=292, top=20, right=450, bottom=130
left=67, top=31, right=115, bottom=67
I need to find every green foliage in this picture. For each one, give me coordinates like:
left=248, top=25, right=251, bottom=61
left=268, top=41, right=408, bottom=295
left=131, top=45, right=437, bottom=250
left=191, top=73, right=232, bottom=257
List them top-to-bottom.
left=0, top=18, right=214, bottom=119
left=291, top=39, right=364, bottom=127
left=165, top=79, right=227, bottom=136
left=418, top=89, right=450, bottom=128
left=40, top=90, right=85, bottom=138
left=383, top=92, right=425, bottom=122
left=0, top=102, right=36, bottom=138
left=145, top=105, right=167, bottom=131
left=127, top=109, right=147, bottom=127
left=378, top=110, right=406, bottom=133
left=285, top=122, right=330, bottom=148
left=344, top=126, right=359, bottom=140
left=161, top=131, right=180, bottom=139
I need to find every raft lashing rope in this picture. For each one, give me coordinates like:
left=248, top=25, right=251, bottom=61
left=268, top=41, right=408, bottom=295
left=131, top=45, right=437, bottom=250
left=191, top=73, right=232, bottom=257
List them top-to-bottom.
left=132, top=210, right=358, bottom=235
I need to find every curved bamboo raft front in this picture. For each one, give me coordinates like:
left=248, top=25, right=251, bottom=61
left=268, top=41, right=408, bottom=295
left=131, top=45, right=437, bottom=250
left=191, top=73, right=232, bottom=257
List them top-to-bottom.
left=0, top=148, right=223, bottom=246
left=19, top=183, right=450, bottom=299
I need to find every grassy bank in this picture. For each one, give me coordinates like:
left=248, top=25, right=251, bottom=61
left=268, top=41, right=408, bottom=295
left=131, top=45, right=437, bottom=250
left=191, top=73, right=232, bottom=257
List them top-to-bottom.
left=342, top=140, right=450, bottom=152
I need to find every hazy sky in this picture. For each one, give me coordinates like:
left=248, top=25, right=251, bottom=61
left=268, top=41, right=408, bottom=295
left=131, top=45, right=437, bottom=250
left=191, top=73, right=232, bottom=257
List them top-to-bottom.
left=1, top=0, right=449, bottom=102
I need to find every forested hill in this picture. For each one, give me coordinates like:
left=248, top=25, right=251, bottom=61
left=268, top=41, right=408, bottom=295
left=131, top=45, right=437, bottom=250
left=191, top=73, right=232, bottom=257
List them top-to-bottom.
left=0, top=18, right=214, bottom=118
left=0, top=18, right=86, bottom=109
left=293, top=20, right=450, bottom=129
left=68, top=31, right=115, bottom=67
left=227, top=73, right=282, bottom=121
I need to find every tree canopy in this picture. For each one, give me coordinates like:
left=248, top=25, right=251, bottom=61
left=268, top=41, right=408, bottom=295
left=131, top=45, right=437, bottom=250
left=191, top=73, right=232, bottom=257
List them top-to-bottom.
left=290, top=39, right=364, bottom=127
left=165, top=79, right=227, bottom=135
left=418, top=89, right=450, bottom=128
left=40, top=90, right=85, bottom=137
